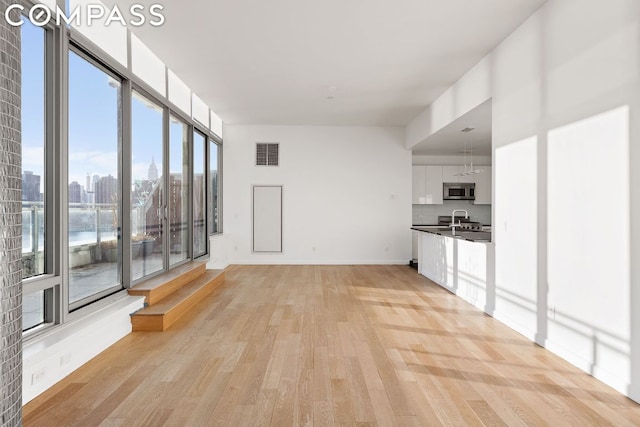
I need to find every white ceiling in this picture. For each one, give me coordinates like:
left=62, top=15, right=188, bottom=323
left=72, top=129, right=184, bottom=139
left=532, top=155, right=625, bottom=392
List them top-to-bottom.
left=110, top=0, right=546, bottom=126
left=412, top=99, right=492, bottom=156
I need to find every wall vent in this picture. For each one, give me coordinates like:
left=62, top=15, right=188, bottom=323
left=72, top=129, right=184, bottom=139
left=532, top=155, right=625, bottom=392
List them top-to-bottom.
left=256, top=143, right=279, bottom=166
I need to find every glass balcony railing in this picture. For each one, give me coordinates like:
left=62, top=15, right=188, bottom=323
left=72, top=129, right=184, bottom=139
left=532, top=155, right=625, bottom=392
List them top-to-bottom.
left=22, top=202, right=45, bottom=279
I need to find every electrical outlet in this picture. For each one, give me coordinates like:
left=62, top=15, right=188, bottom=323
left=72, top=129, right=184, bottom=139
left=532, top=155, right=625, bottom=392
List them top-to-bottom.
left=60, top=353, right=72, bottom=366
left=31, top=369, right=45, bottom=385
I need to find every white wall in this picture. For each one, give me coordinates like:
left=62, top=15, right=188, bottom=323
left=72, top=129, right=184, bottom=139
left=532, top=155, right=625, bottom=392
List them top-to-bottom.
left=407, top=0, right=640, bottom=402
left=221, top=125, right=412, bottom=265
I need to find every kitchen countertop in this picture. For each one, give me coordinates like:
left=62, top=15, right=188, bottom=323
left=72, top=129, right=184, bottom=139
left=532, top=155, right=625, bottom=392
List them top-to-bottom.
left=411, top=226, right=492, bottom=242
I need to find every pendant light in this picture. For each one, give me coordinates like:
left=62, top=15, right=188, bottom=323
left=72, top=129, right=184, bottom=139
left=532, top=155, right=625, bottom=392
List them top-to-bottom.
left=456, top=127, right=483, bottom=176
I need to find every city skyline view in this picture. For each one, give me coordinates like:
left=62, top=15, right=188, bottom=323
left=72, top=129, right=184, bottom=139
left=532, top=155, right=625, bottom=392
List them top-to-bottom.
left=21, top=19, right=188, bottom=195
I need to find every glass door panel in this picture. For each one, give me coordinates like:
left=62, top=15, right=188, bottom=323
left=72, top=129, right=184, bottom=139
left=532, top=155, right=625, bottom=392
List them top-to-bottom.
left=68, top=51, right=123, bottom=306
left=131, top=91, right=165, bottom=281
left=169, top=116, right=189, bottom=265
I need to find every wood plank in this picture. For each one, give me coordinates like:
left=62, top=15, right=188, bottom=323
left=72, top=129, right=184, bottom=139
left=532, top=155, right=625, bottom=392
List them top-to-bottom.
left=127, top=261, right=206, bottom=305
left=23, top=265, right=640, bottom=427
left=130, top=270, right=225, bottom=331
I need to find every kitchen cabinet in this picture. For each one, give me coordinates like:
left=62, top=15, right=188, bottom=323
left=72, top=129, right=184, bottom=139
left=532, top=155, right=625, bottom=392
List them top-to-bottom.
left=414, top=164, right=491, bottom=204
left=412, top=165, right=443, bottom=204
left=441, top=165, right=459, bottom=183
left=442, top=165, right=474, bottom=183
left=411, top=166, right=426, bottom=204
left=424, top=166, right=443, bottom=204
left=474, top=166, right=492, bottom=204
left=459, top=168, right=475, bottom=183
left=416, top=230, right=493, bottom=312
left=412, top=231, right=418, bottom=260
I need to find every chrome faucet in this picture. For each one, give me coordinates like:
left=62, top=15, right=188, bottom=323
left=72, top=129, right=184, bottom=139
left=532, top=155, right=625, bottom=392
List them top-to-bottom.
left=450, top=210, right=469, bottom=236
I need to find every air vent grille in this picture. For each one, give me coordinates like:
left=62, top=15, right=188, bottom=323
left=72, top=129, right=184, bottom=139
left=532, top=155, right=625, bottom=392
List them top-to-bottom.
left=256, top=143, right=279, bottom=166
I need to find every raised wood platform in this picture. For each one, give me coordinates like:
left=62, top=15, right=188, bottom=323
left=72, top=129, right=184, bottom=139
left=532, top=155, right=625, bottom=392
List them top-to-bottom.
left=128, top=262, right=225, bottom=331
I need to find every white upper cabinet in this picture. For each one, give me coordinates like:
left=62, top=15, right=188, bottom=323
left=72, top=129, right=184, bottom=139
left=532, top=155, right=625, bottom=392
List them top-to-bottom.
left=414, top=164, right=491, bottom=204
left=412, top=165, right=443, bottom=204
left=412, top=166, right=426, bottom=204
left=424, top=166, right=443, bottom=204
left=441, top=166, right=459, bottom=183
left=473, top=166, right=492, bottom=204
left=458, top=167, right=475, bottom=183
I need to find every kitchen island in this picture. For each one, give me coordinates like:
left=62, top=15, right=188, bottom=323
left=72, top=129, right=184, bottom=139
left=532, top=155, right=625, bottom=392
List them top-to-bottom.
left=412, top=226, right=495, bottom=312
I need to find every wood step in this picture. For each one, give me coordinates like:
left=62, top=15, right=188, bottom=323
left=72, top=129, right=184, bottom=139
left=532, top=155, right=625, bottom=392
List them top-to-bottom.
left=128, top=261, right=206, bottom=305
left=130, top=269, right=225, bottom=332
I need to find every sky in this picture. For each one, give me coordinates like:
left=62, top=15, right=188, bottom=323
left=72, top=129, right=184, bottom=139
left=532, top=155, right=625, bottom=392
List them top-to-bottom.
left=22, top=21, right=45, bottom=194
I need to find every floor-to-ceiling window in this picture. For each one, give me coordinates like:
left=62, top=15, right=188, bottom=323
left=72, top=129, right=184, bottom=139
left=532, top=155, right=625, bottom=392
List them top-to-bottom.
left=18, top=12, right=223, bottom=335
left=21, top=21, right=48, bottom=330
left=68, top=50, right=123, bottom=308
left=131, top=91, right=165, bottom=280
left=169, top=116, right=190, bottom=265
left=193, top=130, right=207, bottom=257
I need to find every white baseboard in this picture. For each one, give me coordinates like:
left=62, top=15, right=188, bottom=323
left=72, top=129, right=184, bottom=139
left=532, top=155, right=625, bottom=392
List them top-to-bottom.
left=229, top=259, right=409, bottom=265
left=544, top=339, right=632, bottom=401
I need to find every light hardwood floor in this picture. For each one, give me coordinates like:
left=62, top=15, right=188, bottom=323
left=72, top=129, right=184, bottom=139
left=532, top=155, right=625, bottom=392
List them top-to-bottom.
left=24, top=265, right=640, bottom=426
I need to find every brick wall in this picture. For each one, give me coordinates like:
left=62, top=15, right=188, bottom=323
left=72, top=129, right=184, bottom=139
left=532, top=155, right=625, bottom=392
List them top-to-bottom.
left=0, top=1, right=22, bottom=425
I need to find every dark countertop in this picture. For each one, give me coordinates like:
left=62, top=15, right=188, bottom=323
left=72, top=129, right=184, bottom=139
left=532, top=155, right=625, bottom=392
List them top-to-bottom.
left=411, top=226, right=492, bottom=243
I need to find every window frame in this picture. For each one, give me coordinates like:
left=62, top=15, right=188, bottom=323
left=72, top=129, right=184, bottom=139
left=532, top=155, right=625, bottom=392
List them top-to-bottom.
left=21, top=5, right=224, bottom=337
left=21, top=15, right=59, bottom=334
left=66, top=43, right=126, bottom=312
left=129, top=85, right=171, bottom=285
left=167, top=113, right=193, bottom=268
left=192, top=127, right=208, bottom=258
left=209, top=137, right=222, bottom=235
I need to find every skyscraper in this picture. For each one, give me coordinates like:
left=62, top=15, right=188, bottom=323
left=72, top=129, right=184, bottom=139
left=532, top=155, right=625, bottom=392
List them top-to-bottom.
left=148, top=157, right=159, bottom=181
left=22, top=171, right=42, bottom=202
left=95, top=175, right=118, bottom=204
left=68, top=181, right=82, bottom=203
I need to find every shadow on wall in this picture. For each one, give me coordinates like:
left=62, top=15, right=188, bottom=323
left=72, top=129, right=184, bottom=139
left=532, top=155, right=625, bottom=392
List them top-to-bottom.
left=487, top=0, right=639, bottom=400
left=492, top=106, right=634, bottom=399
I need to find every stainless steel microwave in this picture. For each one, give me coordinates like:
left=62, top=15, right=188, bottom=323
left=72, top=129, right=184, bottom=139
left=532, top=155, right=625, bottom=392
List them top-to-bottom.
left=443, top=182, right=475, bottom=200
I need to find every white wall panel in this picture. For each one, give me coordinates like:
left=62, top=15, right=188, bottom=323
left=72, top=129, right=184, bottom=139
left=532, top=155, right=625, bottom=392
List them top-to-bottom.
left=69, top=0, right=128, bottom=66
left=131, top=33, right=166, bottom=96
left=168, top=69, right=191, bottom=115
left=192, top=94, right=209, bottom=128
left=547, top=106, right=630, bottom=390
left=211, top=111, right=223, bottom=138
left=494, top=136, right=538, bottom=338
left=253, top=186, right=282, bottom=252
